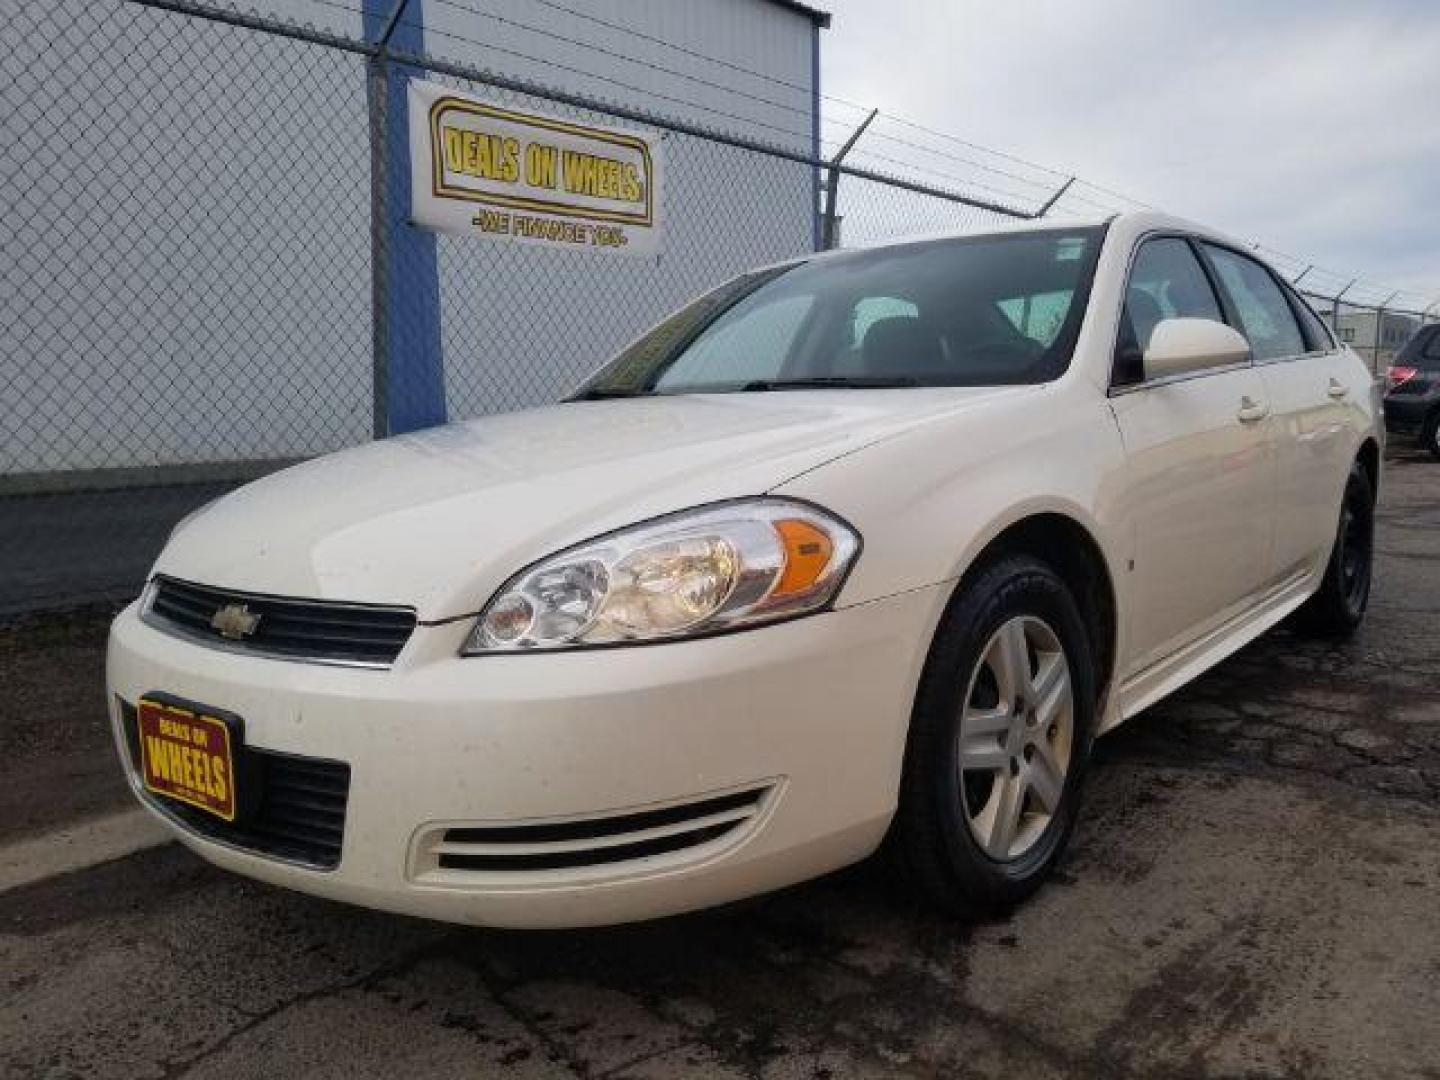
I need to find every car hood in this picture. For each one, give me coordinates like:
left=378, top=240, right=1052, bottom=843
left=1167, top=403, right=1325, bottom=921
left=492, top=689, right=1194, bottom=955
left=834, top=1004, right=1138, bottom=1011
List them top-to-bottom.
left=155, top=389, right=1021, bottom=620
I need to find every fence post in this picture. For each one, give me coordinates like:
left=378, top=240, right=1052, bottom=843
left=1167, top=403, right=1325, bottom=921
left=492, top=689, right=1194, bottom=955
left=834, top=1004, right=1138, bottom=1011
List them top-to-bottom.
left=365, top=0, right=445, bottom=438
left=809, top=22, right=822, bottom=252
left=822, top=109, right=877, bottom=251
left=1034, top=176, right=1075, bottom=218
left=1332, top=278, right=1355, bottom=345
left=1375, top=291, right=1398, bottom=373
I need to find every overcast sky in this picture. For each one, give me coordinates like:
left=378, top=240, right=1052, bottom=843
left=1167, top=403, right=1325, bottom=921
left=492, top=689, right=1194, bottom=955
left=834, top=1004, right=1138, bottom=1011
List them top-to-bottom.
left=820, top=0, right=1440, bottom=306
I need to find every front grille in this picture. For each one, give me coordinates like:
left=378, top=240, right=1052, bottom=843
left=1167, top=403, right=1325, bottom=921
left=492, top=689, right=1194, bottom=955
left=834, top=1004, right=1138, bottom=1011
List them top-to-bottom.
left=146, top=576, right=416, bottom=667
left=120, top=700, right=350, bottom=869
left=424, top=786, right=772, bottom=874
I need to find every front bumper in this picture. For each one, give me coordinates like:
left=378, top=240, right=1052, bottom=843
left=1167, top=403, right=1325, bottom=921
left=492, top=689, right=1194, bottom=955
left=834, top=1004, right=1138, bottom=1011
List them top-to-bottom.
left=107, top=584, right=947, bottom=927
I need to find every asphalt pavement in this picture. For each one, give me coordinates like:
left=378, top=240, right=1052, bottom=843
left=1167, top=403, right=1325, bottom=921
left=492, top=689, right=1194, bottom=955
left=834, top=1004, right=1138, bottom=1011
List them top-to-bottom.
left=2, top=448, right=1438, bottom=1079
left=0, top=482, right=236, bottom=617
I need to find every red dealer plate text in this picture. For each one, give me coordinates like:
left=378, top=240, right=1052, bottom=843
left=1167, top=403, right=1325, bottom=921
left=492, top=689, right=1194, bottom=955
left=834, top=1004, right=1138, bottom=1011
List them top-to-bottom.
left=137, top=697, right=237, bottom=822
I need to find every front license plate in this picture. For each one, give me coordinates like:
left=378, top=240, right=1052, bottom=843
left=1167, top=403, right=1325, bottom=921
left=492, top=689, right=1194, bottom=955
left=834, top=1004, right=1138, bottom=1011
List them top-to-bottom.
left=137, top=697, right=238, bottom=822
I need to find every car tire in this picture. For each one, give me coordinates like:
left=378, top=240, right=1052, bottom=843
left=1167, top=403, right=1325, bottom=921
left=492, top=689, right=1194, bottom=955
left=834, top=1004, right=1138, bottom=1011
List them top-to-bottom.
left=1424, top=410, right=1440, bottom=461
left=1292, top=460, right=1375, bottom=638
left=891, top=553, right=1096, bottom=918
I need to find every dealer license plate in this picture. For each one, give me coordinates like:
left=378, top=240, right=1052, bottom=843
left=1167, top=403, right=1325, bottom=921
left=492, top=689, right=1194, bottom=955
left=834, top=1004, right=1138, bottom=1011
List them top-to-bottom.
left=137, top=696, right=238, bottom=822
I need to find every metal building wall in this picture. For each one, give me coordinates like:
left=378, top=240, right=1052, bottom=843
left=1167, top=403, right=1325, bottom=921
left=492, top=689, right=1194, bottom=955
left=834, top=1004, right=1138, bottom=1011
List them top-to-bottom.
left=1, top=0, right=375, bottom=478
left=2, top=0, right=820, bottom=478
left=420, top=0, right=821, bottom=419
left=424, top=0, right=816, bottom=149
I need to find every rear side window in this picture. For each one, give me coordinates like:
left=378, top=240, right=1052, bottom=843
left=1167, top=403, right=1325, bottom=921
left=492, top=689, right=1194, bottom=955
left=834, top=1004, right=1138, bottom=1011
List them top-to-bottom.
left=1114, top=237, right=1223, bottom=384
left=1202, top=246, right=1306, bottom=361
left=1397, top=325, right=1440, bottom=368
left=1423, top=327, right=1440, bottom=367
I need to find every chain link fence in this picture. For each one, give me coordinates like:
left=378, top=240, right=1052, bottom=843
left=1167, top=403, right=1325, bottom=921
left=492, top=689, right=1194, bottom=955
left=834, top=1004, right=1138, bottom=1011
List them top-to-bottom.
left=1, top=0, right=1434, bottom=614
left=1251, top=247, right=1438, bottom=372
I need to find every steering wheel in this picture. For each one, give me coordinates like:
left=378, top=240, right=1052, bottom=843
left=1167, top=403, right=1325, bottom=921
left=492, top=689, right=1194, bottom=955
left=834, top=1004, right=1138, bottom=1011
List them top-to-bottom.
left=964, top=339, right=1044, bottom=364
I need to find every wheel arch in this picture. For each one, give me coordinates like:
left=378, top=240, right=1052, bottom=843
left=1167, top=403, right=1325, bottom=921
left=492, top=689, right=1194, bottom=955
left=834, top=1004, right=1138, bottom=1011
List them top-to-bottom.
left=1356, top=436, right=1381, bottom=501
left=953, top=509, right=1119, bottom=718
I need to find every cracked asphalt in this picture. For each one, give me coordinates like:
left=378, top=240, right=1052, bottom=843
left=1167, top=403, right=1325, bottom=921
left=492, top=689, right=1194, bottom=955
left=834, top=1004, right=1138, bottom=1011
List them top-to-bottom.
left=3, top=448, right=1438, bottom=1079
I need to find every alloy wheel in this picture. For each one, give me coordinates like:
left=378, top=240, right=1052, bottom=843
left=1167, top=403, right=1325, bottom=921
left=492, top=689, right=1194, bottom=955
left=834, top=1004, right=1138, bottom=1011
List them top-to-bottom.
left=1337, top=481, right=1373, bottom=612
left=956, top=615, right=1074, bottom=862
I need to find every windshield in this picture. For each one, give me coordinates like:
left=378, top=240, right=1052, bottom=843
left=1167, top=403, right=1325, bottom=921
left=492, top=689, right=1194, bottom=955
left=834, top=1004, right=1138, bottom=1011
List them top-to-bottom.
left=576, top=226, right=1106, bottom=397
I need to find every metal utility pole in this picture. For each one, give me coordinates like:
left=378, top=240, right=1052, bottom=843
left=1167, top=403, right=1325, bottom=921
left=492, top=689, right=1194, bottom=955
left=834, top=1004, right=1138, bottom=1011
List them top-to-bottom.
left=821, top=109, right=877, bottom=250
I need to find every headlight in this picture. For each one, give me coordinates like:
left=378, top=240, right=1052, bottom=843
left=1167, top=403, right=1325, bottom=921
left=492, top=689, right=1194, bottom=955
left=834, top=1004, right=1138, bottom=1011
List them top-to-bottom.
left=462, top=499, right=860, bottom=654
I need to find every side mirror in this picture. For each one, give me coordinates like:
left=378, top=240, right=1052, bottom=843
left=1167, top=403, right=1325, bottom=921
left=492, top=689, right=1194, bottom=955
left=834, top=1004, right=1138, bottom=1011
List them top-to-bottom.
left=1143, top=318, right=1251, bottom=381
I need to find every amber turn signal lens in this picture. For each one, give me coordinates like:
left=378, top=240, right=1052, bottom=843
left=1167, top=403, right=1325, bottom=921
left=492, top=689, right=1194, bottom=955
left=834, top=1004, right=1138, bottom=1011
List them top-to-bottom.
left=773, top=518, right=835, bottom=598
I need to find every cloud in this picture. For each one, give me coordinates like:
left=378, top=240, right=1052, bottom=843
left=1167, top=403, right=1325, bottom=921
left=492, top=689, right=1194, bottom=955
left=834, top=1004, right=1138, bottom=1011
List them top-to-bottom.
left=821, top=0, right=1440, bottom=304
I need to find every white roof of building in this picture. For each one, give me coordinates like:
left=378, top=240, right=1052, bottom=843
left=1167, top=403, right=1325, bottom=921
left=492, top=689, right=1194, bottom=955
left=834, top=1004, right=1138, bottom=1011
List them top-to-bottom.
left=763, top=0, right=831, bottom=27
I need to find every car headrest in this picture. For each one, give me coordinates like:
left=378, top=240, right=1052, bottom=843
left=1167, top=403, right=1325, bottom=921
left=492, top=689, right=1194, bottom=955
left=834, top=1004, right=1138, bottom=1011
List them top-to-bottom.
left=862, top=316, right=945, bottom=376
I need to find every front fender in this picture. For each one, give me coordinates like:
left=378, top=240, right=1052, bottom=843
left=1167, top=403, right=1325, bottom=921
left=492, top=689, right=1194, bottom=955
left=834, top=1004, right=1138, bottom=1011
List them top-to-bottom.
left=774, top=383, right=1129, bottom=610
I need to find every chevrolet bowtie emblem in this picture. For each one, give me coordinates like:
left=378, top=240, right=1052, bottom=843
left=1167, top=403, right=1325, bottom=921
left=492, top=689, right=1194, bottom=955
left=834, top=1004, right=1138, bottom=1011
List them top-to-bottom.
left=211, top=602, right=261, bottom=640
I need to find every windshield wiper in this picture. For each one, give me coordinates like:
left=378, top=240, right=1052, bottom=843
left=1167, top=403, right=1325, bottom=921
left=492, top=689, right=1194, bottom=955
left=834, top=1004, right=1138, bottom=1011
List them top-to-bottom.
left=572, top=376, right=920, bottom=399
left=738, top=376, right=920, bottom=391
left=568, top=387, right=655, bottom=401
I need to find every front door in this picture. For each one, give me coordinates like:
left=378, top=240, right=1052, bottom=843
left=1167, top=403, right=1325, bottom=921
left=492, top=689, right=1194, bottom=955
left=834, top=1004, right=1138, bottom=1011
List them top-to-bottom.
left=1107, top=236, right=1279, bottom=677
left=1110, top=368, right=1278, bottom=674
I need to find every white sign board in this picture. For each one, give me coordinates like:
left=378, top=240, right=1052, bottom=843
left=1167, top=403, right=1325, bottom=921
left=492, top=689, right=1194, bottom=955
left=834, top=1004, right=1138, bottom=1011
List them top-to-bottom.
left=408, top=81, right=663, bottom=256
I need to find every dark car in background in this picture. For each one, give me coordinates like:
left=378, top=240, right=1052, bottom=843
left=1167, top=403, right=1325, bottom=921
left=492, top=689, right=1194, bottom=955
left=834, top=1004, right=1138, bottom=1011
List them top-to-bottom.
left=1385, top=324, right=1440, bottom=458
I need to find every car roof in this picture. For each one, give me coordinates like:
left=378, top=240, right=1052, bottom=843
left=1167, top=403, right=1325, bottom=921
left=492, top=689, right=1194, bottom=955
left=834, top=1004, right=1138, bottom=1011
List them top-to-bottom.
left=736, top=211, right=1271, bottom=290
left=830, top=211, right=1253, bottom=260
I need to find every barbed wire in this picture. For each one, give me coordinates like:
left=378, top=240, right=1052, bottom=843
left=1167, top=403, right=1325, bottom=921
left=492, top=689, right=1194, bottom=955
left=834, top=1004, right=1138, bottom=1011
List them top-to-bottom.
left=109, top=0, right=1440, bottom=315
left=425, top=0, right=855, bottom=134
left=461, top=0, right=873, bottom=114
left=400, top=18, right=826, bottom=144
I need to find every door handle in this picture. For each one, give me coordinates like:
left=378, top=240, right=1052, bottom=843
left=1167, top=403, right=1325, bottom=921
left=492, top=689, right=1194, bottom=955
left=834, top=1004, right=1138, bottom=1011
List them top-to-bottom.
left=1327, top=378, right=1350, bottom=399
left=1237, top=396, right=1270, bottom=423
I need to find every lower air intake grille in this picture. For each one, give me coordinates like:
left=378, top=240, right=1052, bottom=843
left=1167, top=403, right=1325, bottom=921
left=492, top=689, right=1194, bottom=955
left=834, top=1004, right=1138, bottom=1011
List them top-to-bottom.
left=146, top=576, right=416, bottom=667
left=120, top=700, right=349, bottom=869
left=432, top=787, right=771, bottom=873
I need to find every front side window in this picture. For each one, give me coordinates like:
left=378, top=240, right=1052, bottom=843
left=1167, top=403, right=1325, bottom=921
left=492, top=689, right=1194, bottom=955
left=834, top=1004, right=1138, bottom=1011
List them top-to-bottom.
left=577, top=227, right=1106, bottom=396
left=1114, top=237, right=1223, bottom=384
left=1202, top=245, right=1306, bottom=362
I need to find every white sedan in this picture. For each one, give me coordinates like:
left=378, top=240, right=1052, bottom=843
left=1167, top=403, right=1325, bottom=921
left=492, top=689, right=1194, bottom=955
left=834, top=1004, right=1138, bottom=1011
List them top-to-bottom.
left=107, top=212, right=1381, bottom=927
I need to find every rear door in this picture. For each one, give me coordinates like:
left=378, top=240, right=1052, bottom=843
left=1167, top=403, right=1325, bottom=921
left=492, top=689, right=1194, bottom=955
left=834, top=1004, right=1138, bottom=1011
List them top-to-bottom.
left=1108, top=236, right=1279, bottom=675
left=1201, top=244, right=1353, bottom=581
